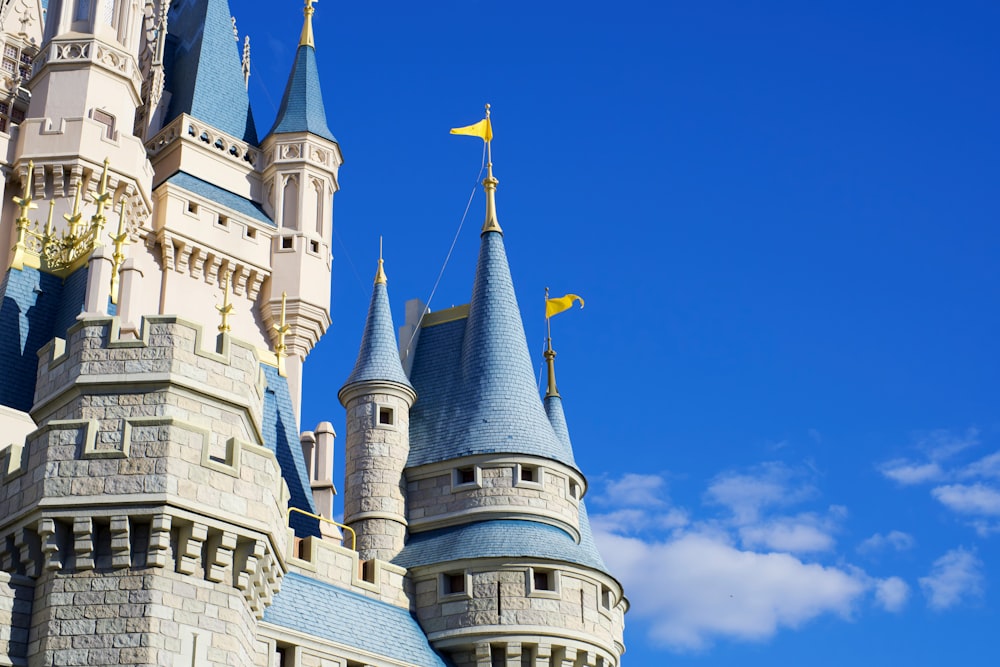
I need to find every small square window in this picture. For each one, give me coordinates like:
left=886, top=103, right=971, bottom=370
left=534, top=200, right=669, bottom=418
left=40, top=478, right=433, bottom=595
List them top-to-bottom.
left=187, top=201, right=198, bottom=214
left=217, top=215, right=228, bottom=227
left=244, top=227, right=256, bottom=239
left=281, top=236, right=293, bottom=250
left=310, top=240, right=320, bottom=254
left=378, top=407, right=394, bottom=425
left=520, top=466, right=536, bottom=482
left=456, top=467, right=475, bottom=485
left=569, top=480, right=580, bottom=499
left=360, top=560, right=376, bottom=583
left=533, top=570, right=553, bottom=591
left=443, top=572, right=465, bottom=595
left=601, top=586, right=614, bottom=610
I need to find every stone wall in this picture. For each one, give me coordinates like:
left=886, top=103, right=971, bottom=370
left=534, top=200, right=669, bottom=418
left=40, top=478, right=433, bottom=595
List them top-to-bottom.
left=406, top=457, right=584, bottom=539
left=411, top=562, right=624, bottom=667
left=0, top=572, right=31, bottom=666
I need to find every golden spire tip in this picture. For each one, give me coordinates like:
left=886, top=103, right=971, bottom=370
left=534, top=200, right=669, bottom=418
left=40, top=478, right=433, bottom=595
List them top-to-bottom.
left=300, top=0, right=317, bottom=48
left=374, top=237, right=387, bottom=285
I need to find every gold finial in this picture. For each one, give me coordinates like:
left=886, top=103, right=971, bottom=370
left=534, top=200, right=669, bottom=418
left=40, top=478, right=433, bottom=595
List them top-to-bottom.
left=300, top=0, right=317, bottom=48
left=481, top=103, right=502, bottom=235
left=89, top=158, right=112, bottom=239
left=9, top=161, right=37, bottom=271
left=64, top=185, right=83, bottom=238
left=109, top=197, right=129, bottom=305
left=43, top=201, right=55, bottom=240
left=374, top=236, right=387, bottom=285
left=217, top=271, right=234, bottom=333
left=544, top=286, right=559, bottom=398
left=272, top=291, right=291, bottom=374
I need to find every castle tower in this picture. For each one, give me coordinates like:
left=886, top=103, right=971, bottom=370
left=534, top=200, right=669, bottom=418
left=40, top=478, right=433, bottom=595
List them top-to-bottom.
left=12, top=0, right=154, bottom=253
left=260, top=0, right=342, bottom=420
left=393, top=131, right=627, bottom=666
left=339, top=255, right=417, bottom=561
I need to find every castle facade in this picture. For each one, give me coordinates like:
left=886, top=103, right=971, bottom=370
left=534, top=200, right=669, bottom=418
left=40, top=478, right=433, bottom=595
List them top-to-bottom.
left=0, top=2, right=627, bottom=665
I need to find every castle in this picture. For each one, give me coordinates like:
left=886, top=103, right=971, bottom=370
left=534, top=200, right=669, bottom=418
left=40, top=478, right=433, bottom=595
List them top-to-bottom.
left=0, top=1, right=627, bottom=665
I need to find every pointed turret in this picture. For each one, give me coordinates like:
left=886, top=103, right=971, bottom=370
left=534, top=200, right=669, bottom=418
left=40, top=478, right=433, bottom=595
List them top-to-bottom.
left=163, top=0, right=258, bottom=143
left=261, top=0, right=343, bottom=424
left=268, top=0, right=336, bottom=142
left=457, top=170, right=576, bottom=467
left=339, top=255, right=416, bottom=561
left=341, top=256, right=413, bottom=391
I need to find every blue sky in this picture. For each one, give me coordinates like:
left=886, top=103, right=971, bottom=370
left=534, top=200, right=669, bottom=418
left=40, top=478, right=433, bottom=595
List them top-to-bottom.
left=240, top=1, right=1000, bottom=664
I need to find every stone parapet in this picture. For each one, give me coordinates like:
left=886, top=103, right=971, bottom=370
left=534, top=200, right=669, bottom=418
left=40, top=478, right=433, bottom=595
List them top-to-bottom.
left=406, top=456, right=585, bottom=540
left=410, top=560, right=625, bottom=667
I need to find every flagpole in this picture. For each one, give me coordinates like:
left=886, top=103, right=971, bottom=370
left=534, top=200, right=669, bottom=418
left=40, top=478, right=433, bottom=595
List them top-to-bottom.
left=544, top=286, right=558, bottom=397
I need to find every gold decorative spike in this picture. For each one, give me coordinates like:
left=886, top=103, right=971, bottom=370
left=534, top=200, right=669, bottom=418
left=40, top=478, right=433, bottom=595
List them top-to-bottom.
left=300, top=0, right=317, bottom=48
left=481, top=104, right=502, bottom=235
left=89, top=158, right=112, bottom=240
left=9, top=161, right=38, bottom=270
left=63, top=185, right=83, bottom=239
left=109, top=197, right=129, bottom=305
left=43, top=201, right=55, bottom=240
left=374, top=236, right=387, bottom=285
left=217, top=271, right=234, bottom=333
left=544, top=286, right=559, bottom=398
left=272, top=291, right=291, bottom=375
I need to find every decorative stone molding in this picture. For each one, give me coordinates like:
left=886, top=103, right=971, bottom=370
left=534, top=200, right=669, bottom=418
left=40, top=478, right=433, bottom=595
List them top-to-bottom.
left=145, top=113, right=259, bottom=168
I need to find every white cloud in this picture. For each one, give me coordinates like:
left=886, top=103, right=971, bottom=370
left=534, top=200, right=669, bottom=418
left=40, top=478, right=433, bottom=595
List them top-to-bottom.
left=920, top=428, right=980, bottom=461
left=961, top=450, right=1000, bottom=479
left=878, top=459, right=944, bottom=485
left=705, top=462, right=816, bottom=524
left=598, top=473, right=669, bottom=508
left=931, top=483, right=1000, bottom=517
left=590, top=507, right=689, bottom=535
left=738, top=513, right=838, bottom=554
left=594, top=528, right=869, bottom=651
left=857, top=530, right=915, bottom=555
left=919, top=547, right=984, bottom=611
left=874, top=577, right=910, bottom=612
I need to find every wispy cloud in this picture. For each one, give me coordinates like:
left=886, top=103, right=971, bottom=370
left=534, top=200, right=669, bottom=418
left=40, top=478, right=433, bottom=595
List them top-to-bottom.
left=878, top=460, right=944, bottom=486
left=705, top=462, right=817, bottom=524
left=591, top=470, right=903, bottom=652
left=597, top=472, right=669, bottom=508
left=931, top=483, right=1000, bottom=517
left=595, top=528, right=869, bottom=651
left=857, top=530, right=916, bottom=555
left=919, top=547, right=984, bottom=611
left=874, top=577, right=910, bottom=613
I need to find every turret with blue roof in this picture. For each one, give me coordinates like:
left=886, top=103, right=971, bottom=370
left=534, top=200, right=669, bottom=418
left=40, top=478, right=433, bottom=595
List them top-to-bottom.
left=267, top=0, right=337, bottom=143
left=393, top=110, right=626, bottom=664
left=339, top=253, right=417, bottom=562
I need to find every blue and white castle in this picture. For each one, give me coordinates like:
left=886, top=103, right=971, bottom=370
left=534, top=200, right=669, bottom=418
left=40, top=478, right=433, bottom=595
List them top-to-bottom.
left=0, top=1, right=627, bottom=665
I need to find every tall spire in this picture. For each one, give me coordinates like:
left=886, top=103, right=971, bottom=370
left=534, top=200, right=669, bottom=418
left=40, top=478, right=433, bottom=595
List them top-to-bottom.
left=164, top=0, right=258, bottom=143
left=268, top=0, right=336, bottom=142
left=300, top=0, right=317, bottom=48
left=481, top=104, right=502, bottom=235
left=374, top=237, right=387, bottom=285
left=340, top=255, right=412, bottom=391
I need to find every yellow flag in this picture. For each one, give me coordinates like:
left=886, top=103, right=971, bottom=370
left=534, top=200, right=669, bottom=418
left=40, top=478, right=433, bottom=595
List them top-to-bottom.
left=450, top=118, right=493, bottom=142
left=546, top=294, right=584, bottom=319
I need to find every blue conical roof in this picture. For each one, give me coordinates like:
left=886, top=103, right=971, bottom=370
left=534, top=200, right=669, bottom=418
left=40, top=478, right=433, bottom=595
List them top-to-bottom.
left=164, top=0, right=258, bottom=143
left=268, top=43, right=336, bottom=142
left=454, top=229, right=576, bottom=466
left=341, top=277, right=412, bottom=392
left=545, top=394, right=572, bottom=451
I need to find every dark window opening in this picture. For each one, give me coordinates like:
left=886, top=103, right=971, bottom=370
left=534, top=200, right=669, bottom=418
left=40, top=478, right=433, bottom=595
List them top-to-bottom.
left=378, top=407, right=393, bottom=425
left=457, top=467, right=475, bottom=485
left=533, top=569, right=554, bottom=591
left=444, top=572, right=465, bottom=595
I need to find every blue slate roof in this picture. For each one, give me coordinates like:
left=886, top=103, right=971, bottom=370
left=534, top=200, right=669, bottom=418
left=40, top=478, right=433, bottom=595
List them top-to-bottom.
left=164, top=0, right=258, bottom=143
left=268, top=43, right=336, bottom=142
left=164, top=172, right=273, bottom=226
left=406, top=230, right=577, bottom=470
left=0, top=266, right=87, bottom=413
left=342, top=277, right=412, bottom=391
left=261, top=365, right=319, bottom=537
left=545, top=394, right=572, bottom=452
left=393, top=517, right=609, bottom=575
left=264, top=573, right=451, bottom=667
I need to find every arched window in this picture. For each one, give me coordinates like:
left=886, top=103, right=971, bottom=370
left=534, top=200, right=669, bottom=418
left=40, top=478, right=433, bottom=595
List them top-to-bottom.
left=282, top=176, right=299, bottom=229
